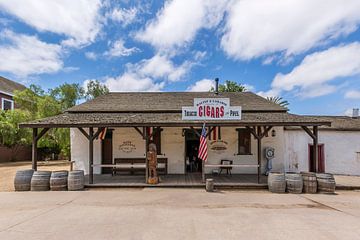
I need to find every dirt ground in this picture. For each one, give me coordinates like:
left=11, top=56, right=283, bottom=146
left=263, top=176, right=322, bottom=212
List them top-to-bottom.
left=0, top=160, right=71, bottom=192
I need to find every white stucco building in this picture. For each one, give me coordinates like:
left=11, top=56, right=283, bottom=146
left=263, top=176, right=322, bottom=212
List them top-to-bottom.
left=22, top=90, right=360, bottom=185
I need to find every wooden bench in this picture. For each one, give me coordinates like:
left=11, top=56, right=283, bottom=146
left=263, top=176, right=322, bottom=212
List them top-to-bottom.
left=110, top=158, right=168, bottom=175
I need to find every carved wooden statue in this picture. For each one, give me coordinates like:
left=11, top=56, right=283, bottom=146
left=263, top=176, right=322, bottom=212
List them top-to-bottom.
left=147, top=143, right=159, bottom=184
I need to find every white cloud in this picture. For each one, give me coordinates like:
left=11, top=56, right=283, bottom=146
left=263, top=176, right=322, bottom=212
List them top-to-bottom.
left=0, top=0, right=103, bottom=47
left=135, top=0, right=229, bottom=52
left=221, top=0, right=360, bottom=61
left=108, top=7, right=138, bottom=27
left=0, top=30, right=63, bottom=77
left=104, top=39, right=139, bottom=58
left=264, top=42, right=360, bottom=98
left=85, top=51, right=98, bottom=60
left=102, top=53, right=194, bottom=92
left=129, top=54, right=193, bottom=82
left=104, top=73, right=165, bottom=92
left=187, top=79, right=214, bottom=92
left=243, top=84, right=255, bottom=92
left=345, top=90, right=360, bottom=99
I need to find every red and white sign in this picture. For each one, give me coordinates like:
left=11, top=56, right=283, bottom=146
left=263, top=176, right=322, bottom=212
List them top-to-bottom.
left=182, top=98, right=241, bottom=120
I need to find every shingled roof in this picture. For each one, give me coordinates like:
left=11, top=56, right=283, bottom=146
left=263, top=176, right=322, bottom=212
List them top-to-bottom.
left=0, top=76, right=26, bottom=95
left=20, top=91, right=333, bottom=128
left=67, top=92, right=287, bottom=113
left=20, top=112, right=331, bottom=128
left=285, top=116, right=360, bottom=131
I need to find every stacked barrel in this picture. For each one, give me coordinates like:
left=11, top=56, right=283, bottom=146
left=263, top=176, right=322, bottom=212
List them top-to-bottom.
left=14, top=169, right=85, bottom=191
left=268, top=171, right=336, bottom=194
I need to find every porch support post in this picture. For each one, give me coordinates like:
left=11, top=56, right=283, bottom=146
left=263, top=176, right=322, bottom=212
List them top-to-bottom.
left=246, top=126, right=272, bottom=183
left=256, top=126, right=262, bottom=184
left=301, top=126, right=319, bottom=172
left=313, top=126, right=319, bottom=172
left=31, top=127, right=50, bottom=171
left=89, top=127, right=94, bottom=184
left=145, top=127, right=149, bottom=183
left=32, top=128, right=38, bottom=171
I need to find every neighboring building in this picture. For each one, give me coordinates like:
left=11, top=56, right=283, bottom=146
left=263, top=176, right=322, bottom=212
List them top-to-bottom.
left=0, top=76, right=26, bottom=110
left=284, top=113, right=360, bottom=175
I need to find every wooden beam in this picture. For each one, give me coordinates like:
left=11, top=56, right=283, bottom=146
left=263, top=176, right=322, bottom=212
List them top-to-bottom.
left=190, top=126, right=201, bottom=138
left=205, top=126, right=216, bottom=138
left=246, top=126, right=260, bottom=140
left=257, top=126, right=262, bottom=183
left=260, top=126, right=273, bottom=139
left=301, top=126, right=316, bottom=140
left=313, top=126, right=319, bottom=172
left=78, top=127, right=90, bottom=140
left=89, top=127, right=94, bottom=184
left=92, top=127, right=104, bottom=141
left=134, top=127, right=144, bottom=138
left=144, top=127, right=149, bottom=182
left=32, top=128, right=38, bottom=171
left=35, top=128, right=49, bottom=142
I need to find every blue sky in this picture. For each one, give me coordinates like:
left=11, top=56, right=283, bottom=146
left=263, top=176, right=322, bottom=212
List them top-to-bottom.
left=0, top=0, right=360, bottom=115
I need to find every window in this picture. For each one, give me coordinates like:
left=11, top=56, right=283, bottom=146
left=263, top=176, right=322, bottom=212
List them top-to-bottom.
left=1, top=98, right=14, bottom=111
left=152, top=127, right=163, bottom=155
left=236, top=128, right=252, bottom=155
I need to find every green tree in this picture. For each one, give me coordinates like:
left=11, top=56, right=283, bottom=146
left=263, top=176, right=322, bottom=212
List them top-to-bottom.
left=85, top=80, right=109, bottom=100
left=211, top=80, right=247, bottom=92
left=50, top=83, right=84, bottom=110
left=12, top=85, right=70, bottom=159
left=13, top=88, right=40, bottom=115
left=266, top=96, right=289, bottom=108
left=0, top=110, right=32, bottom=160
left=0, top=110, right=32, bottom=146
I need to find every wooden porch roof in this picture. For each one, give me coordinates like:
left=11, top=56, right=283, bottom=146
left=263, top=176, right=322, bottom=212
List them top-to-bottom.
left=20, top=111, right=331, bottom=128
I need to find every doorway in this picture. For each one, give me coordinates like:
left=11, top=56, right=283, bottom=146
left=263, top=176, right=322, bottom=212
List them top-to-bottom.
left=101, top=129, right=113, bottom=174
left=184, top=129, right=202, bottom=173
left=308, top=144, right=325, bottom=173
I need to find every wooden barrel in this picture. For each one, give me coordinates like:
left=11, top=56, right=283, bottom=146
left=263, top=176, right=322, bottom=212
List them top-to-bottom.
left=14, top=169, right=34, bottom=191
left=68, top=170, right=85, bottom=191
left=31, top=171, right=51, bottom=191
left=50, top=171, right=68, bottom=191
left=268, top=172, right=286, bottom=193
left=301, top=172, right=317, bottom=193
left=285, top=173, right=303, bottom=194
left=316, top=173, right=336, bottom=193
left=206, top=179, right=214, bottom=192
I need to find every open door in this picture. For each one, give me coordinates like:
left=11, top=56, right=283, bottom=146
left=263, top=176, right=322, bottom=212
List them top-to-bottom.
left=184, top=129, right=202, bottom=174
left=101, top=130, right=113, bottom=174
left=308, top=144, right=325, bottom=173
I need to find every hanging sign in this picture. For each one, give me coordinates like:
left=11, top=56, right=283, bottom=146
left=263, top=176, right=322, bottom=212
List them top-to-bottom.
left=182, top=98, right=241, bottom=120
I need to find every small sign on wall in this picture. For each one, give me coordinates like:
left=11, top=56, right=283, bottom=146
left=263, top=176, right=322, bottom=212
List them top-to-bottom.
left=210, top=140, right=228, bottom=154
left=119, top=141, right=136, bottom=153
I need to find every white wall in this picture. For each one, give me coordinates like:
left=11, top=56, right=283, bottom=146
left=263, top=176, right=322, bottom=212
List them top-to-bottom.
left=71, top=126, right=285, bottom=175
left=70, top=128, right=101, bottom=174
left=284, top=130, right=360, bottom=175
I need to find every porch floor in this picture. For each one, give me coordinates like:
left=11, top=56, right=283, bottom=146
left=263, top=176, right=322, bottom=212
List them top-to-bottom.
left=85, top=173, right=268, bottom=188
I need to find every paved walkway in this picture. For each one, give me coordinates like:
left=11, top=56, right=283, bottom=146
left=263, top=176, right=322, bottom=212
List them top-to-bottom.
left=335, top=175, right=360, bottom=189
left=0, top=189, right=360, bottom=240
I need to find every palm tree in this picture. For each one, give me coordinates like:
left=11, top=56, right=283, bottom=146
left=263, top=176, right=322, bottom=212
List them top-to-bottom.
left=266, top=96, right=289, bottom=108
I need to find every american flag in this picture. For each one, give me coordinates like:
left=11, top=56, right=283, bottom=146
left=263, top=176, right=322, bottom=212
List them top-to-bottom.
left=198, top=124, right=208, bottom=161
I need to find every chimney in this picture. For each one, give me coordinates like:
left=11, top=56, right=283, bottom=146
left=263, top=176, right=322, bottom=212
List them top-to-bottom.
left=214, top=78, right=219, bottom=95
left=352, top=108, right=359, bottom=118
